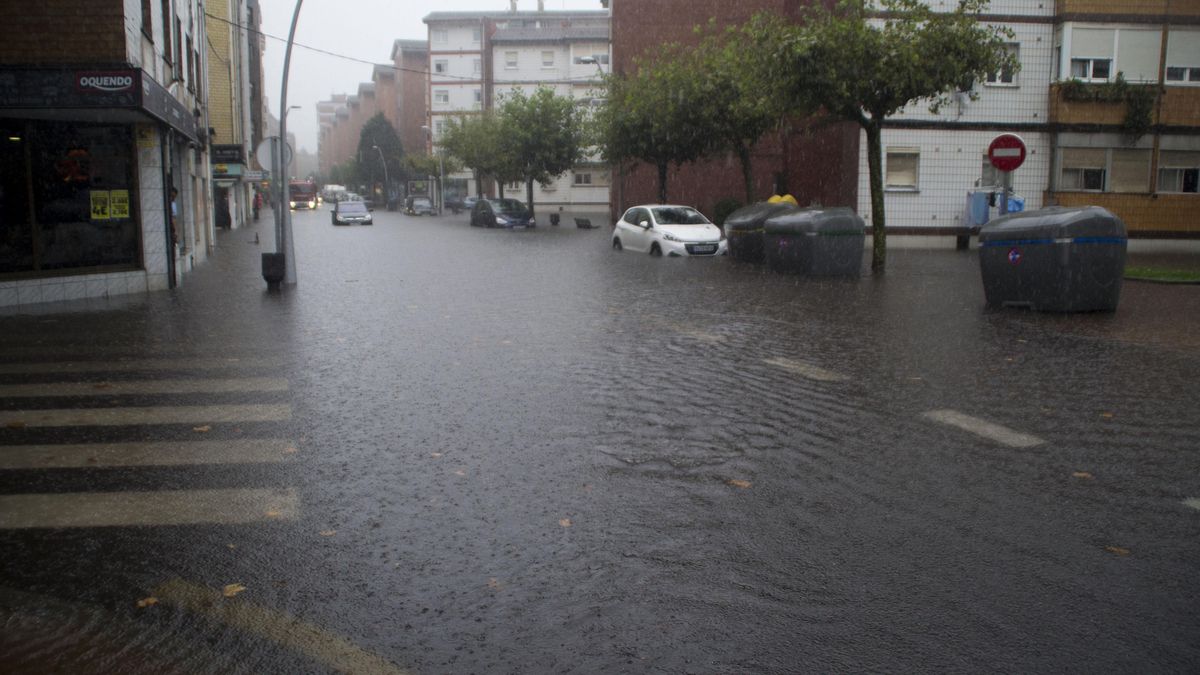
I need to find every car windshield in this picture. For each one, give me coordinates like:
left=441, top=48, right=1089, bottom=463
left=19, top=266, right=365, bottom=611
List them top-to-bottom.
left=413, top=198, right=431, bottom=206
left=493, top=199, right=526, bottom=215
left=339, top=202, right=367, bottom=213
left=652, top=207, right=710, bottom=225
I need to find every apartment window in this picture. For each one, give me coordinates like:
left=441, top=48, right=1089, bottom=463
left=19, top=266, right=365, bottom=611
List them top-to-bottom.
left=141, top=0, right=153, bottom=36
left=161, top=0, right=172, bottom=63
left=472, top=27, right=481, bottom=43
left=432, top=29, right=447, bottom=44
left=186, top=37, right=195, bottom=92
left=986, top=44, right=1019, bottom=86
left=505, top=51, right=518, bottom=69
left=542, top=51, right=555, bottom=68
left=473, top=58, right=482, bottom=74
left=1070, top=58, right=1111, bottom=81
left=434, top=60, right=448, bottom=75
left=1166, top=67, right=1200, bottom=83
left=434, top=89, right=449, bottom=105
left=473, top=89, right=482, bottom=105
left=434, top=120, right=446, bottom=136
left=885, top=148, right=919, bottom=190
left=1060, top=148, right=1106, bottom=191
left=1109, top=149, right=1151, bottom=193
left=1157, top=151, right=1200, bottom=193
left=574, top=172, right=592, bottom=185
left=506, top=181, right=522, bottom=191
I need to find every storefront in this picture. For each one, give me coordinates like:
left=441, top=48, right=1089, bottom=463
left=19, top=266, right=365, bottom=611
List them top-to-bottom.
left=0, top=66, right=202, bottom=307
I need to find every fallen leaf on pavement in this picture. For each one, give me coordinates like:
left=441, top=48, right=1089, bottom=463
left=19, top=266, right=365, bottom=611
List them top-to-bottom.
left=93, top=383, right=113, bottom=390
left=1100, top=412, right=1115, bottom=419
left=193, top=425, right=211, bottom=433
left=282, top=446, right=298, bottom=454
left=430, top=452, right=443, bottom=458
left=453, top=469, right=466, bottom=476
left=1072, top=471, right=1095, bottom=480
left=728, top=479, right=752, bottom=489
left=265, top=510, right=283, bottom=519
left=559, top=518, right=572, bottom=528
left=319, top=530, right=337, bottom=537
left=227, top=544, right=236, bottom=550
left=1105, top=546, right=1130, bottom=556
left=487, top=578, right=503, bottom=590
left=222, top=583, right=247, bottom=598
left=136, top=597, right=158, bottom=608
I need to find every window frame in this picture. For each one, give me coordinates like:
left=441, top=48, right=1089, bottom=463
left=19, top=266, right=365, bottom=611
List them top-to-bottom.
left=432, top=29, right=448, bottom=44
left=985, top=43, right=1020, bottom=87
left=505, top=51, right=518, bottom=70
left=541, top=51, right=555, bottom=68
left=1069, top=57, right=1112, bottom=82
left=433, top=60, right=448, bottom=75
left=433, top=89, right=449, bottom=105
left=884, top=148, right=920, bottom=191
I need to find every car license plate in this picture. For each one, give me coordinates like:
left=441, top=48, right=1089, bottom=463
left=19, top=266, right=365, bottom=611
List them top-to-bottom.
left=692, top=244, right=716, bottom=254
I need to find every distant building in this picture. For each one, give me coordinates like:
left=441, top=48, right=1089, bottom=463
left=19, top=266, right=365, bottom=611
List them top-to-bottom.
left=0, top=0, right=213, bottom=308
left=207, top=0, right=264, bottom=231
left=423, top=5, right=611, bottom=212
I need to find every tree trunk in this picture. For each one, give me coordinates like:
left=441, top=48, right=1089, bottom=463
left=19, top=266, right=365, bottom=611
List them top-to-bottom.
left=864, top=118, right=887, bottom=272
left=737, top=143, right=754, bottom=204
left=657, top=162, right=668, bottom=204
left=526, top=178, right=535, bottom=221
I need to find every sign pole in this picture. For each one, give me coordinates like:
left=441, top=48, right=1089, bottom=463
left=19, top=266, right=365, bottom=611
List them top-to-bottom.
left=278, top=0, right=304, bottom=285
left=999, top=170, right=1011, bottom=216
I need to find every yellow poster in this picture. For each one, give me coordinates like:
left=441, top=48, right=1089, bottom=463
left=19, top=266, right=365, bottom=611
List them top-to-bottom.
left=109, top=190, right=130, bottom=219
left=90, top=191, right=110, bottom=221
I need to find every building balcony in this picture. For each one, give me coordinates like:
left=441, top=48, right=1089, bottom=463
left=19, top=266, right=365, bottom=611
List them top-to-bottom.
left=1056, top=0, right=1200, bottom=19
left=1049, top=82, right=1200, bottom=129
left=1047, top=191, right=1200, bottom=235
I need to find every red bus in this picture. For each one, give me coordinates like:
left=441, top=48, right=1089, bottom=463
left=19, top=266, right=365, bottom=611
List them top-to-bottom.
left=288, top=180, right=318, bottom=210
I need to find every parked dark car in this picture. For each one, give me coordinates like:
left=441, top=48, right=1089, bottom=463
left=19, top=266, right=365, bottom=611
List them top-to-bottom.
left=405, top=196, right=435, bottom=216
left=470, top=198, right=534, bottom=228
left=330, top=200, right=373, bottom=226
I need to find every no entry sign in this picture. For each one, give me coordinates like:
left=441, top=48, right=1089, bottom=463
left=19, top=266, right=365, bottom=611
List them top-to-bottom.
left=988, top=133, right=1027, bottom=172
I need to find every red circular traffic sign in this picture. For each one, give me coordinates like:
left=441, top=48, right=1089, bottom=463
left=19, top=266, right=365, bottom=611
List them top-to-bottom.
left=988, top=133, right=1027, bottom=172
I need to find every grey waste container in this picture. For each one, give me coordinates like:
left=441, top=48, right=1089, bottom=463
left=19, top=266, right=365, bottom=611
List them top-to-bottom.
left=723, top=202, right=799, bottom=263
left=978, top=206, right=1127, bottom=312
left=763, top=207, right=865, bottom=276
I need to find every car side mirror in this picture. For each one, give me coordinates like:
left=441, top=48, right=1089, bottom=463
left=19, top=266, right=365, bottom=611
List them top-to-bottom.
left=639, top=220, right=650, bottom=229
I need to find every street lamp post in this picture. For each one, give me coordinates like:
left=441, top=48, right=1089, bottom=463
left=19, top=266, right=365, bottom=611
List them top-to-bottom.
left=277, top=0, right=304, bottom=285
left=420, top=125, right=445, bottom=215
left=371, top=144, right=389, bottom=209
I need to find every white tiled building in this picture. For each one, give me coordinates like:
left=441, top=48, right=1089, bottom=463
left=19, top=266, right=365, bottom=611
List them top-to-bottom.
left=424, top=6, right=610, bottom=215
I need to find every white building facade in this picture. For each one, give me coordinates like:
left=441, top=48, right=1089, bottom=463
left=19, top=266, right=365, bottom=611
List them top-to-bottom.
left=424, top=7, right=611, bottom=216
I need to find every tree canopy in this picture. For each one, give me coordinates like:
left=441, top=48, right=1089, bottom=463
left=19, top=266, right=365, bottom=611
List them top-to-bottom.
left=494, top=87, right=587, bottom=217
left=356, top=113, right=405, bottom=188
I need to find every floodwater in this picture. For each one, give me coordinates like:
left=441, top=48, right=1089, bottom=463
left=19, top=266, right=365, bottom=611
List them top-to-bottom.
left=1, top=208, right=1198, bottom=673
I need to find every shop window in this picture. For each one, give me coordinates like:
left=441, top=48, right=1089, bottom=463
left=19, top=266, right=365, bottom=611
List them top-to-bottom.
left=0, top=122, right=139, bottom=276
left=885, top=148, right=919, bottom=190
left=1060, top=148, right=1106, bottom=191
left=1157, top=151, right=1200, bottom=193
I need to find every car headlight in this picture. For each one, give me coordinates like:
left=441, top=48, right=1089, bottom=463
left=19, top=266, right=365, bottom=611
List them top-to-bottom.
left=495, top=216, right=510, bottom=225
left=661, top=232, right=681, bottom=242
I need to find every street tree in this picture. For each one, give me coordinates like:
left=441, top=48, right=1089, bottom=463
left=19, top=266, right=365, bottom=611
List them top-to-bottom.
left=754, top=0, right=1017, bottom=271
left=595, top=56, right=710, bottom=204
left=494, top=88, right=586, bottom=218
left=440, top=112, right=504, bottom=198
left=356, top=113, right=405, bottom=192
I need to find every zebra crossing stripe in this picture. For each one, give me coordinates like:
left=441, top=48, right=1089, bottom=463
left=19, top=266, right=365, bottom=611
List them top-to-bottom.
left=0, top=357, right=280, bottom=375
left=0, top=377, right=289, bottom=397
left=0, top=404, right=291, bottom=427
left=0, top=439, right=296, bottom=469
left=0, top=488, right=299, bottom=528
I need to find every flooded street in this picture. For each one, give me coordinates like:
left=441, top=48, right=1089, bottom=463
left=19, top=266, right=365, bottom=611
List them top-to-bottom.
left=2, top=208, right=1199, bottom=673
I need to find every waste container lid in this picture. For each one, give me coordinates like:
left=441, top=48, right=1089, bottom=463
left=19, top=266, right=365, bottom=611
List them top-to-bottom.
left=724, top=202, right=800, bottom=232
left=979, top=206, right=1127, bottom=243
left=764, top=207, right=865, bottom=236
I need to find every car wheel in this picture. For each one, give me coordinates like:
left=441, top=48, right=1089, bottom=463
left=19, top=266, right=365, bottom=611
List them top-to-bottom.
left=612, top=238, right=622, bottom=251
left=649, top=243, right=662, bottom=257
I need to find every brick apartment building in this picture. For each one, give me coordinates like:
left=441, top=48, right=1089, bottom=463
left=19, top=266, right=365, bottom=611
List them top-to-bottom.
left=0, top=0, right=213, bottom=309
left=608, top=0, right=861, bottom=219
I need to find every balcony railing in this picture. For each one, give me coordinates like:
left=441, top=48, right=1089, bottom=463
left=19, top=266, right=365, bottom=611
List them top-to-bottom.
left=1056, top=0, right=1200, bottom=18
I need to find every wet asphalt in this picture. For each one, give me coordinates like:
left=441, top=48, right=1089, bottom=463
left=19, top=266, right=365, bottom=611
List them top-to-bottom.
left=1, top=207, right=1199, bottom=674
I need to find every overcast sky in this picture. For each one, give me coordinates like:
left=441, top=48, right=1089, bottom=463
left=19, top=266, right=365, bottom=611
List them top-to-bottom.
left=256, top=0, right=607, bottom=153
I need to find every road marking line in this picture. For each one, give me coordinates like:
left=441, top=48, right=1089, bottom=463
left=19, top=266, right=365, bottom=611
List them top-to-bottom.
left=0, top=357, right=279, bottom=375
left=763, top=357, right=849, bottom=382
left=0, top=377, right=289, bottom=398
left=0, top=403, right=291, bottom=427
left=922, top=409, right=1045, bottom=448
left=0, top=439, right=296, bottom=469
left=0, top=488, right=298, bottom=528
left=1183, top=498, right=1200, bottom=512
left=155, top=578, right=411, bottom=675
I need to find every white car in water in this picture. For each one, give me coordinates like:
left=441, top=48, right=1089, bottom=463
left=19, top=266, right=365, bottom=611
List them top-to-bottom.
left=611, top=204, right=727, bottom=257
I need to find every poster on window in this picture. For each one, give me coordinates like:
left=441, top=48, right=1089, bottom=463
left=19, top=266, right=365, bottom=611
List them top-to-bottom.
left=90, top=190, right=110, bottom=220
left=109, top=190, right=130, bottom=219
